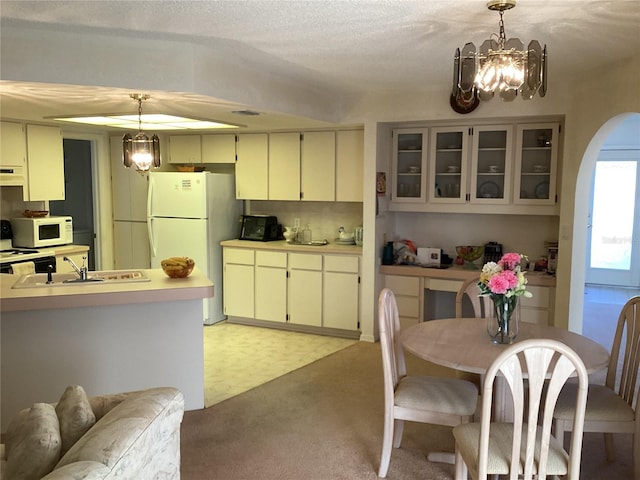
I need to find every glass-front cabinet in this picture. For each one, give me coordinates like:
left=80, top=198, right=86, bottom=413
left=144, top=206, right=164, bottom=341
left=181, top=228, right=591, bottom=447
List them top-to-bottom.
left=514, top=123, right=560, bottom=205
left=470, top=125, right=513, bottom=204
left=428, top=127, right=469, bottom=203
left=391, top=129, right=428, bottom=202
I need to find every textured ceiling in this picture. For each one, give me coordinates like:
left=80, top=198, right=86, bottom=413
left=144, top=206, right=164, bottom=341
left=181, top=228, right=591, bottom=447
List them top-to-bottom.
left=1, top=0, right=640, bottom=130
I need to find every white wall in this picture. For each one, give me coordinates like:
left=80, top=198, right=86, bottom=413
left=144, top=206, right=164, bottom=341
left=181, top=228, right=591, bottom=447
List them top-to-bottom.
left=560, top=55, right=640, bottom=331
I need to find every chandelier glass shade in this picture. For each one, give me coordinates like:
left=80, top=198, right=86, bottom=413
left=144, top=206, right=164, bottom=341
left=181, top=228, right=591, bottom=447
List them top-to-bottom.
left=453, top=0, right=547, bottom=103
left=123, top=94, right=161, bottom=171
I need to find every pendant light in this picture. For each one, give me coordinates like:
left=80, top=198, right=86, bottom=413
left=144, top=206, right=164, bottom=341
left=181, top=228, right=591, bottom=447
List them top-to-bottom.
left=453, top=0, right=547, bottom=102
left=122, top=94, right=161, bottom=171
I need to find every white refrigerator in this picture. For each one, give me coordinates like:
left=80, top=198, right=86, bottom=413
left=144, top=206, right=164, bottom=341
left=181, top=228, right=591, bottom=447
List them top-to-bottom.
left=148, top=171, right=242, bottom=324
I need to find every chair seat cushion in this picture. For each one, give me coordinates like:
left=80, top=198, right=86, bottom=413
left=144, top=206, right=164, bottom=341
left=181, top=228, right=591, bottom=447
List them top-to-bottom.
left=396, top=375, right=478, bottom=416
left=555, top=383, right=634, bottom=422
left=453, top=422, right=569, bottom=475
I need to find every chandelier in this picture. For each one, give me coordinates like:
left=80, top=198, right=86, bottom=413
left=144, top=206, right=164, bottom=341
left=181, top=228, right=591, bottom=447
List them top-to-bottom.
left=453, top=0, right=547, bottom=103
left=122, top=94, right=161, bottom=171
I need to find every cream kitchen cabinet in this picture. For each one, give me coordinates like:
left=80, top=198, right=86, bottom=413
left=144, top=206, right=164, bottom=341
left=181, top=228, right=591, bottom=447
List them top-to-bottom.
left=0, top=122, right=27, bottom=187
left=513, top=123, right=560, bottom=206
left=25, top=124, right=65, bottom=201
left=391, top=128, right=428, bottom=203
left=336, top=130, right=364, bottom=202
left=301, top=131, right=335, bottom=201
left=269, top=132, right=301, bottom=201
left=236, top=133, right=268, bottom=200
left=201, top=134, right=236, bottom=164
left=168, top=135, right=201, bottom=164
left=110, top=136, right=150, bottom=270
left=113, top=221, right=150, bottom=270
left=222, top=243, right=361, bottom=335
left=223, top=247, right=255, bottom=318
left=255, top=250, right=287, bottom=322
left=288, top=252, right=323, bottom=327
left=323, top=255, right=359, bottom=330
left=384, top=274, right=424, bottom=330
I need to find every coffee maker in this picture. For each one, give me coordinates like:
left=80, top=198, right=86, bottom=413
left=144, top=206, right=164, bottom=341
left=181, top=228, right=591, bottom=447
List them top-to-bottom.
left=483, top=241, right=503, bottom=264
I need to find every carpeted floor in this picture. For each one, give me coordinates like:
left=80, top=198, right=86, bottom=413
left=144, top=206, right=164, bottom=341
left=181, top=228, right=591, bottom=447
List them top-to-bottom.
left=182, top=340, right=634, bottom=479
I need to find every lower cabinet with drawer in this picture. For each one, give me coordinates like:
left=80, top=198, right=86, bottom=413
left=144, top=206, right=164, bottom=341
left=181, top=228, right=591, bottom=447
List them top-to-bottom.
left=222, top=246, right=361, bottom=337
left=223, top=248, right=255, bottom=318
left=384, top=275, right=424, bottom=330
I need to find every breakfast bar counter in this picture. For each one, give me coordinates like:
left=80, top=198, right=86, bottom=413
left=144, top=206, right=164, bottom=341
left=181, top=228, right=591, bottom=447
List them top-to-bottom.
left=0, top=267, right=214, bottom=312
left=0, top=268, right=212, bottom=429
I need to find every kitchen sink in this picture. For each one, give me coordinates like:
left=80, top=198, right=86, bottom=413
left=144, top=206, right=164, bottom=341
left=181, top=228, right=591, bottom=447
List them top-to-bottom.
left=12, top=270, right=150, bottom=288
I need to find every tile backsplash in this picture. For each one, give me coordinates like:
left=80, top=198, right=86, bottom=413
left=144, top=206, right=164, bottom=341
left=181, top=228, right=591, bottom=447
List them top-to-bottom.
left=246, top=200, right=363, bottom=241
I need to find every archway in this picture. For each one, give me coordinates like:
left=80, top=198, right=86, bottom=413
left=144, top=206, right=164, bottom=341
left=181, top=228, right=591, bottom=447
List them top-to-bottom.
left=570, top=112, right=640, bottom=334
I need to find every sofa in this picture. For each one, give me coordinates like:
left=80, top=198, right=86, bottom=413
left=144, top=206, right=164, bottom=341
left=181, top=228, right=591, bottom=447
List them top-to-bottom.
left=1, top=386, right=184, bottom=480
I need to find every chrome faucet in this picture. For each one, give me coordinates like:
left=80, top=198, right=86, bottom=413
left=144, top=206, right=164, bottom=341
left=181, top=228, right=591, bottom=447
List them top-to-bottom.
left=64, top=256, right=88, bottom=280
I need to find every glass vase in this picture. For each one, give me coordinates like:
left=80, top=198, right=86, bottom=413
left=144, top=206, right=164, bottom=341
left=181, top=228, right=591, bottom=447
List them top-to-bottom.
left=487, top=296, right=519, bottom=344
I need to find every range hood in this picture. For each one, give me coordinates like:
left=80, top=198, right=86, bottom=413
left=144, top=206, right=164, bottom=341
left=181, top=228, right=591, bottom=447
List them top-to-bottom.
left=0, top=166, right=26, bottom=187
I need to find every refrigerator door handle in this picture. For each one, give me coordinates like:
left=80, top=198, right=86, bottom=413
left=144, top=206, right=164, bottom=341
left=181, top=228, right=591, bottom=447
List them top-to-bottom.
left=148, top=218, right=157, bottom=258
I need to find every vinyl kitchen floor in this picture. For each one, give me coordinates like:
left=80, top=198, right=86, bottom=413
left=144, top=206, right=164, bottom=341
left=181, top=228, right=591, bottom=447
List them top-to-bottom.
left=203, top=322, right=357, bottom=407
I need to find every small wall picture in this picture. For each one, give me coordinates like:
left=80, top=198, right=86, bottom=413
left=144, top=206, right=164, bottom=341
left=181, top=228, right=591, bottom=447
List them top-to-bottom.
left=376, top=172, right=386, bottom=195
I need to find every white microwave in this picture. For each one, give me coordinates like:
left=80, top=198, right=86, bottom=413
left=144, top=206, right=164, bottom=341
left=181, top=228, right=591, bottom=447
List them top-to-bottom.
left=11, top=216, right=73, bottom=248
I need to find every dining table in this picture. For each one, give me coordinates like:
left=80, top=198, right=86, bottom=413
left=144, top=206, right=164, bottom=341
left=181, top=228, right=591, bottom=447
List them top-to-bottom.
left=400, top=317, right=610, bottom=465
left=401, top=317, right=610, bottom=420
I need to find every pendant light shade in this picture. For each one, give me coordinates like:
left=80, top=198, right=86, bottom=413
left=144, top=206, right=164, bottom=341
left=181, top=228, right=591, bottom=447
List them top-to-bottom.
left=452, top=0, right=547, bottom=103
left=123, top=94, right=161, bottom=171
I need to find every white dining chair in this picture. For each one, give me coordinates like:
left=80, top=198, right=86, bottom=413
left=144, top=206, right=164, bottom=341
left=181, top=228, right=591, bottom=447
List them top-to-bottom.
left=455, top=277, right=493, bottom=318
left=377, top=288, right=478, bottom=478
left=554, top=295, right=640, bottom=477
left=453, top=338, right=589, bottom=480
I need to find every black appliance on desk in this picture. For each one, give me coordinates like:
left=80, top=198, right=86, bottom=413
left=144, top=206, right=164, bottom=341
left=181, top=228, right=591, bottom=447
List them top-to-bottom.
left=239, top=215, right=282, bottom=241
left=483, top=241, right=503, bottom=264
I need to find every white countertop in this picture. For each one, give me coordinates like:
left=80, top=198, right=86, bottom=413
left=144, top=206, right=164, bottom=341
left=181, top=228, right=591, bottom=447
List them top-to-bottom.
left=221, top=239, right=362, bottom=255
left=0, top=267, right=214, bottom=312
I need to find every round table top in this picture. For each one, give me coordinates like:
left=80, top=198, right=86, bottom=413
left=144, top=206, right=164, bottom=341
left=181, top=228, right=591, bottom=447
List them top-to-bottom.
left=401, top=317, right=610, bottom=375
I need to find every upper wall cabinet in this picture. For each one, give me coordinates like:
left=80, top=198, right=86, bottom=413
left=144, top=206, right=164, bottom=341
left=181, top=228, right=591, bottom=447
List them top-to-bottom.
left=390, top=120, right=561, bottom=215
left=0, top=121, right=27, bottom=187
left=1, top=122, right=64, bottom=200
left=513, top=123, right=560, bottom=206
left=26, top=125, right=65, bottom=201
left=427, top=126, right=470, bottom=204
left=391, top=128, right=428, bottom=203
left=232, top=129, right=363, bottom=202
left=336, top=130, right=364, bottom=202
left=301, top=131, right=335, bottom=201
left=269, top=132, right=301, bottom=201
left=236, top=133, right=269, bottom=200
left=168, top=134, right=237, bottom=164
left=202, top=134, right=236, bottom=164
left=168, top=135, right=201, bottom=164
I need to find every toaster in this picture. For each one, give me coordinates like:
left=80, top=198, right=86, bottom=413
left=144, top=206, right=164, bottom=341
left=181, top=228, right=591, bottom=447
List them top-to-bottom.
left=239, top=215, right=281, bottom=241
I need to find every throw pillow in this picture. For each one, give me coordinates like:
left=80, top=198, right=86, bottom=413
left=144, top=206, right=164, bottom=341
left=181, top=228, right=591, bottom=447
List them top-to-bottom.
left=55, top=385, right=96, bottom=455
left=5, top=403, right=61, bottom=480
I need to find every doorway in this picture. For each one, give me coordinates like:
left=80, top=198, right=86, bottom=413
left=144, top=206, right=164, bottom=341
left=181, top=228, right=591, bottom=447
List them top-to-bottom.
left=49, top=139, right=96, bottom=270
left=586, top=149, right=640, bottom=287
